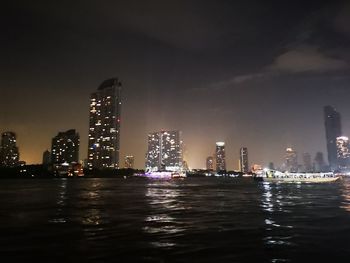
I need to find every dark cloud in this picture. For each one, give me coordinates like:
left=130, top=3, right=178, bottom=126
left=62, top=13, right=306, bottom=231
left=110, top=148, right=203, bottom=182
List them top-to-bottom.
left=334, top=2, right=350, bottom=37
left=268, top=46, right=348, bottom=73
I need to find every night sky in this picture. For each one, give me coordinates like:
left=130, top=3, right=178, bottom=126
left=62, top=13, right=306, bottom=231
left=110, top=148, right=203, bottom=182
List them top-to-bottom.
left=2, top=0, right=350, bottom=169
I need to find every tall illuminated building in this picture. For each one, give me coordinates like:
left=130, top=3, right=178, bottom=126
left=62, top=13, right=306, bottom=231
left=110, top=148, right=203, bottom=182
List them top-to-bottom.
left=88, top=78, right=122, bottom=169
left=324, top=105, right=342, bottom=170
left=51, top=129, right=79, bottom=165
left=145, top=130, right=183, bottom=172
left=0, top=131, right=19, bottom=167
left=336, top=136, right=350, bottom=170
left=215, top=142, right=226, bottom=171
left=239, top=147, right=249, bottom=173
left=285, top=147, right=298, bottom=172
left=124, top=155, right=134, bottom=169
left=206, top=156, right=214, bottom=170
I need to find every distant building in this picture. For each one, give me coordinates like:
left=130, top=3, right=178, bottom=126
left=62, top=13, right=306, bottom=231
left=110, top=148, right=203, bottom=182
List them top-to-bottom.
left=88, top=78, right=122, bottom=169
left=324, top=106, right=342, bottom=170
left=51, top=129, right=79, bottom=165
left=145, top=130, right=183, bottom=172
left=0, top=131, right=19, bottom=167
left=336, top=136, right=350, bottom=171
left=215, top=142, right=226, bottom=171
left=239, top=147, right=249, bottom=173
left=285, top=147, right=298, bottom=172
left=42, top=150, right=51, bottom=166
left=314, top=152, right=326, bottom=172
left=302, top=153, right=313, bottom=172
left=124, top=155, right=134, bottom=169
left=206, top=156, right=214, bottom=170
left=82, top=159, right=89, bottom=169
left=183, top=160, right=189, bottom=171
left=268, top=162, right=275, bottom=170
left=251, top=164, right=263, bottom=175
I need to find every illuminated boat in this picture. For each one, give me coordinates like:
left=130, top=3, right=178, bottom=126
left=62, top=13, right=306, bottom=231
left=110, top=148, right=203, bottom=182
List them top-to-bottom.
left=256, top=169, right=340, bottom=183
left=143, top=170, right=186, bottom=179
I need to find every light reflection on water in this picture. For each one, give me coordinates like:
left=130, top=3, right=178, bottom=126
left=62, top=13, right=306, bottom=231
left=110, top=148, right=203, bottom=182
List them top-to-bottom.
left=2, top=178, right=350, bottom=262
left=340, top=178, right=350, bottom=212
left=49, top=179, right=68, bottom=224
left=79, top=180, right=108, bottom=227
left=143, top=181, right=187, bottom=248
left=261, top=181, right=296, bottom=261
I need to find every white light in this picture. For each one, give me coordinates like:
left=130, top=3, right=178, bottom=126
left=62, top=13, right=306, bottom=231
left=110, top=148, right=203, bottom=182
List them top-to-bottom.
left=337, top=136, right=349, bottom=141
left=216, top=142, right=225, bottom=146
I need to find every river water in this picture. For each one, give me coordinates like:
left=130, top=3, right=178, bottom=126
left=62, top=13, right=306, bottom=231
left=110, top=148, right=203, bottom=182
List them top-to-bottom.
left=1, top=177, right=350, bottom=262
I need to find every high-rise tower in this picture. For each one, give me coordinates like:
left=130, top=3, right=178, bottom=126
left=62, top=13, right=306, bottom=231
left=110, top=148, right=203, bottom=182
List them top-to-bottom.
left=88, top=78, right=121, bottom=169
left=324, top=106, right=342, bottom=170
left=51, top=129, right=80, bottom=165
left=145, top=130, right=183, bottom=172
left=0, top=131, right=19, bottom=167
left=336, top=136, right=350, bottom=171
left=215, top=142, right=226, bottom=172
left=239, top=147, right=249, bottom=173
left=285, top=147, right=298, bottom=172
left=302, top=152, right=312, bottom=172
left=314, top=152, right=326, bottom=172
left=124, top=155, right=134, bottom=169
left=206, top=156, right=214, bottom=170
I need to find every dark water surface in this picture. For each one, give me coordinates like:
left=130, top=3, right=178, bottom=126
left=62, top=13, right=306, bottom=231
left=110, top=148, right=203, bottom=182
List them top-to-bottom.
left=1, top=177, right=350, bottom=262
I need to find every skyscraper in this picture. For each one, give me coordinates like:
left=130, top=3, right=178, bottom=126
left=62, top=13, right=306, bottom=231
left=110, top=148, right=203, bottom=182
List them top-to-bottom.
left=88, top=78, right=122, bottom=169
left=324, top=105, right=342, bottom=170
left=51, top=129, right=80, bottom=165
left=145, top=130, right=183, bottom=172
left=0, top=131, right=19, bottom=167
left=336, top=136, right=350, bottom=171
left=215, top=142, right=226, bottom=172
left=239, top=147, right=249, bottom=173
left=285, top=147, right=298, bottom=172
left=42, top=150, right=51, bottom=166
left=302, top=152, right=312, bottom=172
left=314, top=152, right=326, bottom=172
left=124, top=155, right=134, bottom=169
left=206, top=156, right=214, bottom=170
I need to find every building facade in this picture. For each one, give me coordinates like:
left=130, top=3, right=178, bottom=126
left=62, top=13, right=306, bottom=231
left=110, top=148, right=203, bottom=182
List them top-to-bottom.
left=88, top=78, right=122, bottom=169
left=324, top=105, right=342, bottom=170
left=51, top=129, right=80, bottom=165
left=145, top=130, right=183, bottom=172
left=0, top=131, right=19, bottom=167
left=336, top=136, right=350, bottom=171
left=215, top=142, right=226, bottom=172
left=239, top=147, right=249, bottom=173
left=285, top=147, right=298, bottom=172
left=42, top=150, right=51, bottom=166
left=302, top=152, right=313, bottom=172
left=314, top=152, right=326, bottom=172
left=124, top=155, right=134, bottom=169
left=205, top=156, right=214, bottom=171
left=206, top=156, right=214, bottom=170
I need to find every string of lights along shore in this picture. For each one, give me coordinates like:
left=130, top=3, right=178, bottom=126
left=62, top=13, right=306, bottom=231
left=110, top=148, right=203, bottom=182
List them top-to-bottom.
left=2, top=77, right=350, bottom=175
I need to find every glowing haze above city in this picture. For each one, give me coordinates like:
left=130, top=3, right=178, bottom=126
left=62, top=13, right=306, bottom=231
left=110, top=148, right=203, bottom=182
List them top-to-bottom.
left=2, top=0, right=350, bottom=169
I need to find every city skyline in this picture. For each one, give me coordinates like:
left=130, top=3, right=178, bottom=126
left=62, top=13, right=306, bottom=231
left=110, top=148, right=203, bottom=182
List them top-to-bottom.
left=2, top=1, right=350, bottom=169
left=2, top=97, right=350, bottom=170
